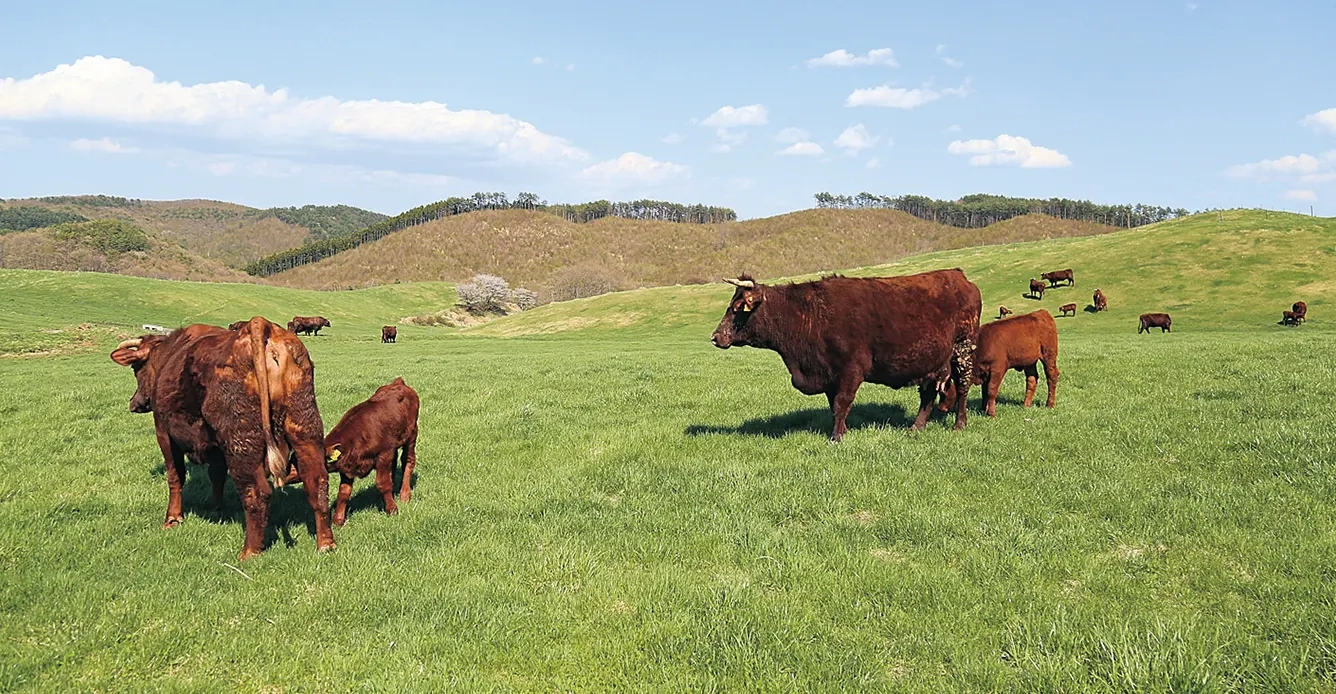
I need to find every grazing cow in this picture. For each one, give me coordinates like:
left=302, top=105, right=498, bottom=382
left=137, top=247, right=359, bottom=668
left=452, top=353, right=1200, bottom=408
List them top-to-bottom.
left=710, top=268, right=982, bottom=439
left=1041, top=269, right=1075, bottom=287
left=1029, top=279, right=1046, bottom=300
left=1093, top=289, right=1108, bottom=312
left=1292, top=301, right=1308, bottom=324
left=1059, top=303, right=1077, bottom=317
left=998, top=305, right=1013, bottom=320
left=938, top=309, right=1059, bottom=417
left=1282, top=310, right=1298, bottom=326
left=1138, top=312, right=1172, bottom=333
left=288, top=316, right=331, bottom=336
left=110, top=317, right=335, bottom=560
left=227, top=320, right=248, bottom=331
left=382, top=325, right=397, bottom=343
left=323, top=377, right=420, bottom=526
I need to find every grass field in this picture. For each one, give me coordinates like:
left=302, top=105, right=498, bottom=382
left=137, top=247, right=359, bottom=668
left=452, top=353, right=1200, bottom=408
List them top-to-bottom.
left=2, top=210, right=1335, bottom=692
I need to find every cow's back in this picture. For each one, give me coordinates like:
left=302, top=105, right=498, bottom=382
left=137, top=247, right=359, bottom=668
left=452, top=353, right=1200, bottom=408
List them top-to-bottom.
left=977, top=310, right=1055, bottom=371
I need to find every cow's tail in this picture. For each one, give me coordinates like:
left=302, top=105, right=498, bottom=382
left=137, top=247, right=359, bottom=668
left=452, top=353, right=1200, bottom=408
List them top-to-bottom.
left=248, top=318, right=290, bottom=486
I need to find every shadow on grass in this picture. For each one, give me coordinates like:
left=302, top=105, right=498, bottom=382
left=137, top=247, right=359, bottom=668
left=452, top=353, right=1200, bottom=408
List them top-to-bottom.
left=686, top=402, right=926, bottom=439
left=153, top=462, right=416, bottom=549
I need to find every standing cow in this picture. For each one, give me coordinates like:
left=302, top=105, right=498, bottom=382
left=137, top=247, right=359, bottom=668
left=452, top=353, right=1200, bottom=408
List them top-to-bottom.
left=710, top=268, right=982, bottom=439
left=1041, top=269, right=1075, bottom=287
left=1028, top=279, right=1046, bottom=300
left=1093, top=289, right=1108, bottom=312
left=1292, top=301, right=1307, bottom=324
left=1059, top=303, right=1077, bottom=317
left=998, top=306, right=1013, bottom=320
left=938, top=309, right=1059, bottom=417
left=1138, top=312, right=1172, bottom=333
left=288, top=316, right=331, bottom=336
left=110, top=317, right=336, bottom=560
left=382, top=325, right=397, bottom=343
left=323, top=377, right=420, bottom=526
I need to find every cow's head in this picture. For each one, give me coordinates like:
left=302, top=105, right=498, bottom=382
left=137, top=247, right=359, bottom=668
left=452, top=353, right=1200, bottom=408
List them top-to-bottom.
left=711, top=275, right=763, bottom=349
left=319, top=318, right=331, bottom=328
left=110, top=336, right=166, bottom=413
left=325, top=443, right=344, bottom=472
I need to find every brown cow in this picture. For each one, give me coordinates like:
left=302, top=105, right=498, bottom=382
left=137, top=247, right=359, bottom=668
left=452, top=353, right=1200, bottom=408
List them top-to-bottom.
left=1041, top=268, right=1075, bottom=287
left=710, top=269, right=982, bottom=439
left=1028, top=279, right=1046, bottom=300
left=1093, top=289, right=1108, bottom=312
left=1292, top=301, right=1307, bottom=324
left=1059, top=303, right=1077, bottom=317
left=998, top=305, right=1013, bottom=320
left=938, top=309, right=1059, bottom=417
left=1282, top=310, right=1299, bottom=326
left=1138, top=312, right=1172, bottom=333
left=288, top=316, right=331, bottom=336
left=110, top=317, right=335, bottom=560
left=227, top=320, right=248, bottom=331
left=382, top=325, right=397, bottom=343
left=323, top=377, right=420, bottom=526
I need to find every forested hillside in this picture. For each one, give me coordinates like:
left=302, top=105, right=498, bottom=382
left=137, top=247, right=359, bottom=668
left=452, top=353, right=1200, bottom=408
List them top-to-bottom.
left=814, top=192, right=1189, bottom=229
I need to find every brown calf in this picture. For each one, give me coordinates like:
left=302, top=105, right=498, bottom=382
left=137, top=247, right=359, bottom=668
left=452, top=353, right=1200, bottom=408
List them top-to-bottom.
left=1041, top=269, right=1075, bottom=287
left=1028, top=279, right=1046, bottom=300
left=1093, top=289, right=1107, bottom=312
left=1059, top=303, right=1077, bottom=317
left=998, top=305, right=1013, bottom=320
left=938, top=309, right=1059, bottom=417
left=1282, top=310, right=1299, bottom=326
left=1138, top=312, right=1172, bottom=333
left=288, top=316, right=331, bottom=336
left=382, top=325, right=397, bottom=343
left=324, top=377, right=420, bottom=527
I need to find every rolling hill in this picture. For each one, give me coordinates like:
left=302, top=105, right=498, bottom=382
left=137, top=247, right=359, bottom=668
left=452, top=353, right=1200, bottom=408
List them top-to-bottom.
left=0, top=196, right=386, bottom=267
left=266, top=208, right=1119, bottom=298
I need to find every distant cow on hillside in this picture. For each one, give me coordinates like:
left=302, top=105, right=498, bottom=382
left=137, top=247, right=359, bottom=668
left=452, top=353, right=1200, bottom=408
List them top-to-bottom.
left=710, top=269, right=982, bottom=439
left=1042, top=269, right=1074, bottom=287
left=1028, top=279, right=1046, bottom=300
left=1093, top=289, right=1108, bottom=312
left=1292, top=301, right=1307, bottom=324
left=1059, top=303, right=1077, bottom=317
left=998, top=305, right=1013, bottom=320
left=938, top=309, right=1059, bottom=418
left=1282, top=310, right=1300, bottom=326
left=1138, top=312, right=1172, bottom=333
left=288, top=316, right=331, bottom=336
left=227, top=320, right=248, bottom=331
left=382, top=326, right=397, bottom=343
left=323, top=377, right=420, bottom=527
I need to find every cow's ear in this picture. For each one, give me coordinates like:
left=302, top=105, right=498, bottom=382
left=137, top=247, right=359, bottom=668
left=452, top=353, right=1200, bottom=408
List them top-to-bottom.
left=742, top=292, right=762, bottom=312
left=111, top=339, right=152, bottom=367
left=326, top=444, right=342, bottom=463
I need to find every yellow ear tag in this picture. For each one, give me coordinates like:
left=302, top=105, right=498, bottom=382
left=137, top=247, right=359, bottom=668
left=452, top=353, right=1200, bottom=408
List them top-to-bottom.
left=741, top=303, right=753, bottom=312
left=326, top=448, right=341, bottom=463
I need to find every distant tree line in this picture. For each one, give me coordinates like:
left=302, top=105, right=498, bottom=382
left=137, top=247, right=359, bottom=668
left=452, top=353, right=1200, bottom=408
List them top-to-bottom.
left=245, top=192, right=737, bottom=277
left=813, top=192, right=1189, bottom=229
left=29, top=195, right=144, bottom=208
left=264, top=204, right=390, bottom=242
left=0, top=207, right=89, bottom=233
left=48, top=219, right=151, bottom=254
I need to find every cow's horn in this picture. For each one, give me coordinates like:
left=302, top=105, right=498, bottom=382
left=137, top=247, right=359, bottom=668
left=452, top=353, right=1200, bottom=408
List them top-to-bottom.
left=723, top=278, right=756, bottom=289
left=115, top=338, right=143, bottom=351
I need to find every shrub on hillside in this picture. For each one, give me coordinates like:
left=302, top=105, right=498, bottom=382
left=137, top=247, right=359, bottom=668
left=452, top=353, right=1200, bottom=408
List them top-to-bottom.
left=50, top=219, right=151, bottom=255
left=549, top=264, right=619, bottom=302
left=457, top=274, right=513, bottom=312
left=512, top=288, right=539, bottom=310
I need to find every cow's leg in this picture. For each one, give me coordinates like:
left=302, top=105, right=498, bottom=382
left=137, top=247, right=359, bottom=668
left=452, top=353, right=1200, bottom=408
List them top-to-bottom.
left=1043, top=359, right=1059, bottom=408
left=1022, top=365, right=1040, bottom=408
left=984, top=368, right=1005, bottom=418
left=827, top=377, right=863, bottom=442
left=911, top=382, right=938, bottom=431
left=155, top=429, right=187, bottom=529
left=399, top=432, right=417, bottom=503
left=290, top=438, right=336, bottom=551
left=206, top=451, right=228, bottom=514
left=375, top=451, right=399, bottom=516
left=237, top=472, right=273, bottom=561
left=333, top=473, right=355, bottom=527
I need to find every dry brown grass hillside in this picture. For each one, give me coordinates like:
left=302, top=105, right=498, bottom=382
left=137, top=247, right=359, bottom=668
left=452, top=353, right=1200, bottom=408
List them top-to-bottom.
left=2, top=198, right=311, bottom=267
left=267, top=209, right=1119, bottom=299
left=0, top=230, right=256, bottom=283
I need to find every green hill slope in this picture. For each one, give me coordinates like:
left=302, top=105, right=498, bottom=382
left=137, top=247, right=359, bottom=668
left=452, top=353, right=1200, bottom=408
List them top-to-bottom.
left=267, top=208, right=1118, bottom=297
left=468, top=209, right=1333, bottom=338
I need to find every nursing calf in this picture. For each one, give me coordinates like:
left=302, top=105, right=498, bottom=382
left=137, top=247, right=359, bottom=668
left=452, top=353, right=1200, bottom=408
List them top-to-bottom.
left=939, top=309, right=1059, bottom=418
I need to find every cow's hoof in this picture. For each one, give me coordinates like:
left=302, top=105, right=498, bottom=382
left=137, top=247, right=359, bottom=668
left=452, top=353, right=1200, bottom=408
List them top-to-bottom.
left=953, top=421, right=967, bottom=431
left=162, top=516, right=183, bottom=529
left=333, top=516, right=347, bottom=527
left=317, top=540, right=337, bottom=553
left=238, top=548, right=262, bottom=561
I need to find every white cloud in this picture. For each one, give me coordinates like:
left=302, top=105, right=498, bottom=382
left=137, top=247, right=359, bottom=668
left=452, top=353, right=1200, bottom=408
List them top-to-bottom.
left=935, top=45, right=964, bottom=69
left=806, top=48, right=898, bottom=68
left=0, top=56, right=587, bottom=165
left=531, top=57, right=547, bottom=65
left=565, top=64, right=575, bottom=72
left=846, top=80, right=970, bottom=109
left=700, top=104, right=768, bottom=128
left=1302, top=108, right=1336, bottom=134
left=834, top=124, right=878, bottom=154
left=944, top=124, right=962, bottom=133
left=775, top=127, right=810, bottom=143
left=716, top=128, right=748, bottom=146
left=661, top=132, right=685, bottom=144
left=947, top=134, right=1071, bottom=168
left=70, top=137, right=138, bottom=154
left=778, top=142, right=823, bottom=156
left=710, top=143, right=732, bottom=154
left=191, top=151, right=454, bottom=187
left=579, top=152, right=689, bottom=185
left=1226, top=154, right=1321, bottom=180
left=865, top=156, right=883, bottom=169
left=1284, top=189, right=1317, bottom=201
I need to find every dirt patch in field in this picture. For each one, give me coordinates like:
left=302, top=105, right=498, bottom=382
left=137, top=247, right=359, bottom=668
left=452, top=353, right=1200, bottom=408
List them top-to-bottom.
left=473, top=312, right=645, bottom=337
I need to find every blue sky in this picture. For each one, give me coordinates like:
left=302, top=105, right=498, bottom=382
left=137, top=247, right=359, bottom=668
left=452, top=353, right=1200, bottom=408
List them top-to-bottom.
left=1, top=0, right=1333, bottom=218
